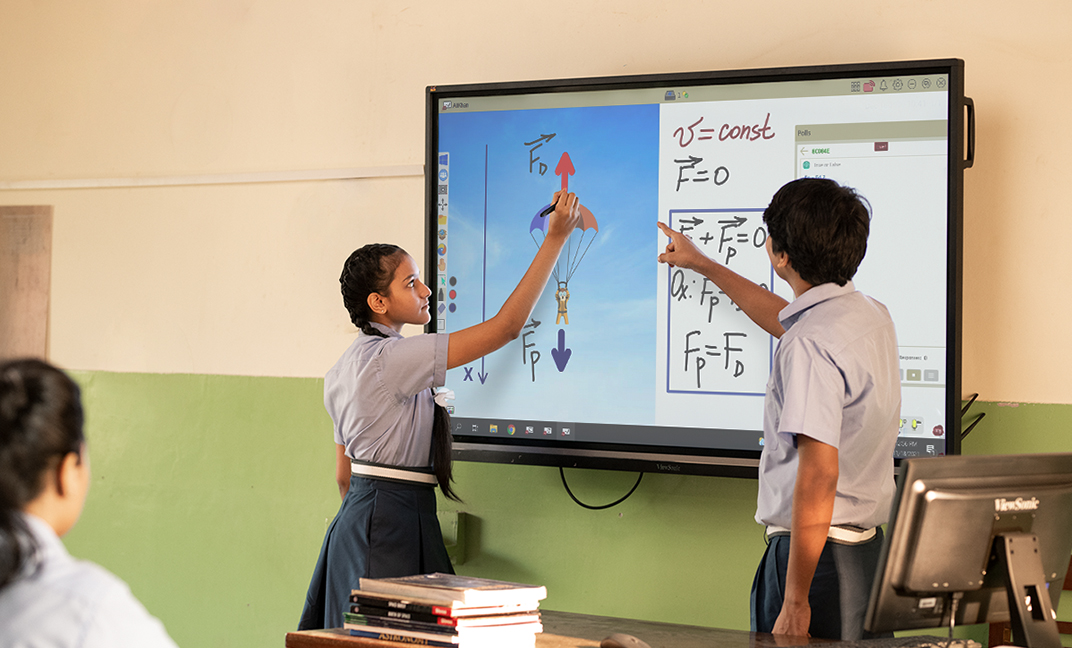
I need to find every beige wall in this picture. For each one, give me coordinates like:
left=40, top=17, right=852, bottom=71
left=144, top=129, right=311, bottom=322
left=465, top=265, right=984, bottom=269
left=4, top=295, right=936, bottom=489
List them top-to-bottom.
left=1, top=0, right=1070, bottom=402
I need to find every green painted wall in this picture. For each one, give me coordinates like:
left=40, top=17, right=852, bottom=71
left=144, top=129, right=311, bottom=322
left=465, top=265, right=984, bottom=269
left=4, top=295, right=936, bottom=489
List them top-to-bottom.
left=62, top=371, right=1072, bottom=647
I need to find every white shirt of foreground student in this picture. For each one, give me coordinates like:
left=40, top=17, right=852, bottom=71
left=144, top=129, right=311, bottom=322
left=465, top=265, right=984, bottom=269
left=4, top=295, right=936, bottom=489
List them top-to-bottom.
left=0, top=513, right=179, bottom=648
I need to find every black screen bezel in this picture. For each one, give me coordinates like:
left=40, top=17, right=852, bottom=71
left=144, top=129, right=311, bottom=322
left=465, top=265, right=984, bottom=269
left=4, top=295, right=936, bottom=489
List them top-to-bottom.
left=425, top=58, right=966, bottom=478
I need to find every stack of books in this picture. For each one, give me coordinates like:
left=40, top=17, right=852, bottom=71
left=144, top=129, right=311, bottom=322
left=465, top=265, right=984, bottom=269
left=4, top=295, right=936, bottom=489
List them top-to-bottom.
left=344, top=572, right=547, bottom=647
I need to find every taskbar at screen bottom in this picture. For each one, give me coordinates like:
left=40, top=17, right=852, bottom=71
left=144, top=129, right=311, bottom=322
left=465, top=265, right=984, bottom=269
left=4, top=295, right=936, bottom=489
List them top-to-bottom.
left=449, top=416, right=763, bottom=452
left=452, top=417, right=949, bottom=459
left=895, top=436, right=948, bottom=457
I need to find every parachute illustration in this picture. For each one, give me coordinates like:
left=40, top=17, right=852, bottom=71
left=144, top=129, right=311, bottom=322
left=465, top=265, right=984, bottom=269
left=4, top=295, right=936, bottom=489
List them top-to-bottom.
left=529, top=150, right=597, bottom=328
left=528, top=202, right=598, bottom=289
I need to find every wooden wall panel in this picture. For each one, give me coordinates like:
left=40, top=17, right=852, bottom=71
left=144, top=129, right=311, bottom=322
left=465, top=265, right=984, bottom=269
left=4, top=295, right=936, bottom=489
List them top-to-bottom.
left=0, top=205, right=52, bottom=360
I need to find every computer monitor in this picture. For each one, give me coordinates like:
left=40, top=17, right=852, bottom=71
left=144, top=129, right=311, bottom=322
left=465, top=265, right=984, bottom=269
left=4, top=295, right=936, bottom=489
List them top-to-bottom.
left=865, top=453, right=1072, bottom=647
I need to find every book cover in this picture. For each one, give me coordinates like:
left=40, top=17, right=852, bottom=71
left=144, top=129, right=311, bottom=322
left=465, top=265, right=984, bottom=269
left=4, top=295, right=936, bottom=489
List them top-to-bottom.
left=357, top=572, right=547, bottom=607
left=350, top=589, right=539, bottom=617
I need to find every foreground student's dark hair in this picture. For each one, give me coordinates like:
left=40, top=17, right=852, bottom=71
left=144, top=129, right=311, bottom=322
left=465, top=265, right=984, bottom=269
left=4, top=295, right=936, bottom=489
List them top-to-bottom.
left=763, top=178, right=872, bottom=287
left=0, top=359, right=85, bottom=589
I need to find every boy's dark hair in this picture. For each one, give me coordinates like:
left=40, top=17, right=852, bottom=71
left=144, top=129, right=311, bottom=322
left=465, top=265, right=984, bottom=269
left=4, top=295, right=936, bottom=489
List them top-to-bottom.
left=763, top=178, right=871, bottom=287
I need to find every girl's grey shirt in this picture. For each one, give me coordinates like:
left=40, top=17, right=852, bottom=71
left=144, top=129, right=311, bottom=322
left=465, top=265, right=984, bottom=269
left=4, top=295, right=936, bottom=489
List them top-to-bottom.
left=325, top=322, right=449, bottom=468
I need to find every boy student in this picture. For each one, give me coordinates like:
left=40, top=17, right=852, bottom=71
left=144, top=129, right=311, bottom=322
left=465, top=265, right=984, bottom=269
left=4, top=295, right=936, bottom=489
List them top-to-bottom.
left=657, top=178, right=900, bottom=640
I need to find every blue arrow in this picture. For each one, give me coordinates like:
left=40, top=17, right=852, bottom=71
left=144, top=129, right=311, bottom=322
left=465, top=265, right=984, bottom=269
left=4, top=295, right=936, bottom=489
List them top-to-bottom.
left=551, top=328, right=571, bottom=372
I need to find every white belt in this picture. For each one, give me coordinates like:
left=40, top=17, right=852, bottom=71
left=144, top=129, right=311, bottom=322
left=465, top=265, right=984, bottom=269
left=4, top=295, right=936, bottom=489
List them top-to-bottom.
left=351, top=461, right=437, bottom=485
left=766, top=524, right=877, bottom=545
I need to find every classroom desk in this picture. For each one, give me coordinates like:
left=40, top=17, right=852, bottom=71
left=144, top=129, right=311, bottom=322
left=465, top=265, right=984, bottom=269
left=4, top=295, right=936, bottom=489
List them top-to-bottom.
left=284, top=609, right=829, bottom=648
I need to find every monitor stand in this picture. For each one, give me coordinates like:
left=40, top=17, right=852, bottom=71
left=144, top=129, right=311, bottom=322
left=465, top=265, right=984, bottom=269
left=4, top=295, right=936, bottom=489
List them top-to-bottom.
left=992, top=533, right=1062, bottom=648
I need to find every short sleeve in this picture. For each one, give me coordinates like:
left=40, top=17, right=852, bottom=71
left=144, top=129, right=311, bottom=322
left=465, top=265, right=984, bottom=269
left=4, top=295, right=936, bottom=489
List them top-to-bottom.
left=373, top=332, right=449, bottom=401
left=774, top=337, right=845, bottom=448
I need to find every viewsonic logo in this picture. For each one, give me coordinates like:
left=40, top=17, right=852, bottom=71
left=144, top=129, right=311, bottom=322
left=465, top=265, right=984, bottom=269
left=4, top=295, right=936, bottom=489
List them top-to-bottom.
left=994, top=497, right=1040, bottom=512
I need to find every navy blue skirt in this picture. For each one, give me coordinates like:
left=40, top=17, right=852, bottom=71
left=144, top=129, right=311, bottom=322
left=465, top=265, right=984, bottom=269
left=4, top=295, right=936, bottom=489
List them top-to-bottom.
left=297, top=475, right=454, bottom=630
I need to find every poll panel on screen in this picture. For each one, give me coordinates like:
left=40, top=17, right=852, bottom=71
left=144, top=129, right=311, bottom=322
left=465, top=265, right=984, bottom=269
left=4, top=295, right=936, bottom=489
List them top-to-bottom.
left=426, top=59, right=969, bottom=477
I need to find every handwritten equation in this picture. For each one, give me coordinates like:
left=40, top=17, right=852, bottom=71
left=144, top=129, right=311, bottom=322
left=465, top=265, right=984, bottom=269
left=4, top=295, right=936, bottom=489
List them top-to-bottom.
left=667, top=113, right=776, bottom=195
left=665, top=208, right=773, bottom=396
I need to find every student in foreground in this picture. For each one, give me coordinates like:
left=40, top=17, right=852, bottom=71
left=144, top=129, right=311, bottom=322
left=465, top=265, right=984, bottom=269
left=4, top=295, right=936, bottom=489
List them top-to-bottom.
left=657, top=178, right=900, bottom=639
left=298, top=191, right=582, bottom=630
left=0, top=358, right=179, bottom=648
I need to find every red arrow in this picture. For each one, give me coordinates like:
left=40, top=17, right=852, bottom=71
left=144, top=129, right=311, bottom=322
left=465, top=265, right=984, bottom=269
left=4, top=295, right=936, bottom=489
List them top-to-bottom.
left=555, top=152, right=575, bottom=191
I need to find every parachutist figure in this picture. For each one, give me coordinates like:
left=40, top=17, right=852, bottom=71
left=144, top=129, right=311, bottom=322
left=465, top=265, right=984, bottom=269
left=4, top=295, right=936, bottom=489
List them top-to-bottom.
left=555, top=281, right=570, bottom=325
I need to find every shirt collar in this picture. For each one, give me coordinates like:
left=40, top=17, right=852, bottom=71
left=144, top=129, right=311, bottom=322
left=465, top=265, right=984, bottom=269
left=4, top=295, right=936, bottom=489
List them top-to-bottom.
left=778, top=280, right=856, bottom=329
left=363, top=322, right=403, bottom=339
left=15, top=512, right=68, bottom=576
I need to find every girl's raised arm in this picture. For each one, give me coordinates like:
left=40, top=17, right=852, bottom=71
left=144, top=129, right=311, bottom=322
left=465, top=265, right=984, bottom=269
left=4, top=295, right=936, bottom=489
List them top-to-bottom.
left=446, top=190, right=582, bottom=369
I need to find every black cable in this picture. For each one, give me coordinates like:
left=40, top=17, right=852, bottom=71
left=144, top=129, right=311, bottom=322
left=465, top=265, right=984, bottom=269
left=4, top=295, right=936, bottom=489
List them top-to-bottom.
left=960, top=393, right=985, bottom=441
left=962, top=393, right=979, bottom=415
left=961, top=412, right=985, bottom=440
left=559, top=467, right=643, bottom=510
left=946, top=592, right=962, bottom=648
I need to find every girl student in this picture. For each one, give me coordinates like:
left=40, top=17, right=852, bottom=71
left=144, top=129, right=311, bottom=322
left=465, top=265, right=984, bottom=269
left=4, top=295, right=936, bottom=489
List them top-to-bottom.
left=298, top=191, right=582, bottom=630
left=0, top=359, right=178, bottom=647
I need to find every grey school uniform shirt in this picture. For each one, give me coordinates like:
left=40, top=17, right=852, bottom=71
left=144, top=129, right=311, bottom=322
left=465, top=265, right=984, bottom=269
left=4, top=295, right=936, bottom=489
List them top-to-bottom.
left=756, top=281, right=901, bottom=531
left=325, top=322, right=449, bottom=468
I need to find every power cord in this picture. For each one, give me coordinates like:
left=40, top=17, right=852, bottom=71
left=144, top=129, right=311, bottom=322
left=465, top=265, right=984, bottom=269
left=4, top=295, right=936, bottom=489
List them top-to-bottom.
left=559, top=467, right=643, bottom=510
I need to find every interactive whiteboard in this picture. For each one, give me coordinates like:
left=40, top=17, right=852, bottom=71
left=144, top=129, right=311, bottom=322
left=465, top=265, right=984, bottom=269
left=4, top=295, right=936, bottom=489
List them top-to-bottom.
left=427, top=59, right=968, bottom=476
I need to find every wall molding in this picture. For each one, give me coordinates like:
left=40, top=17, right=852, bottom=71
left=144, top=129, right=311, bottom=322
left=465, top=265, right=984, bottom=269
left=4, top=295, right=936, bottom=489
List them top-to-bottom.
left=0, top=165, right=425, bottom=191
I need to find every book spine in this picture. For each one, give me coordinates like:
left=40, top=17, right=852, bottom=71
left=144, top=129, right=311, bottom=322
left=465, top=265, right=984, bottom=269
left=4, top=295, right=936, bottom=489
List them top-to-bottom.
left=357, top=574, right=546, bottom=608
left=357, top=581, right=544, bottom=607
left=357, top=582, right=460, bottom=603
left=349, top=593, right=454, bottom=618
left=349, top=603, right=457, bottom=627
left=345, top=613, right=458, bottom=636
left=345, top=626, right=456, bottom=647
